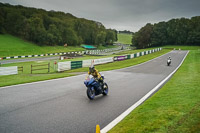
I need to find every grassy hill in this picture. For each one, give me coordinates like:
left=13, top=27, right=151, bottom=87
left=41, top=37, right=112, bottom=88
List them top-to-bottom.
left=116, top=33, right=132, bottom=44
left=0, top=34, right=85, bottom=57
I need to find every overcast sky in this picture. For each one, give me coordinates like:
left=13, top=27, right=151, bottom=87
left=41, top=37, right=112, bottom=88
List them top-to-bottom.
left=1, top=0, right=200, bottom=32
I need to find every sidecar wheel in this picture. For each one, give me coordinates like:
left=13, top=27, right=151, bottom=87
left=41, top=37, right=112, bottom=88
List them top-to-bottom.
left=87, top=88, right=95, bottom=100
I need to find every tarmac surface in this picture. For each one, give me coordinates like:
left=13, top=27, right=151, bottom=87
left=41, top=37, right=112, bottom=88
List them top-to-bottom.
left=0, top=50, right=188, bottom=133
left=0, top=56, right=59, bottom=64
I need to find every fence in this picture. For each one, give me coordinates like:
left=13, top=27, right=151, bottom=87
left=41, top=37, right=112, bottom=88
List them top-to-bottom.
left=31, top=63, right=50, bottom=74
left=18, top=66, right=23, bottom=73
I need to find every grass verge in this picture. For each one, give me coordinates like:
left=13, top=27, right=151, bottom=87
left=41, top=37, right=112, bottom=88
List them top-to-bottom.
left=109, top=46, right=200, bottom=133
left=0, top=49, right=170, bottom=87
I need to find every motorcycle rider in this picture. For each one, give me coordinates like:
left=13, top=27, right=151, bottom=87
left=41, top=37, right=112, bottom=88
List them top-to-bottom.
left=167, top=56, right=171, bottom=65
left=168, top=56, right=171, bottom=61
left=88, top=66, right=104, bottom=90
left=88, top=66, right=103, bottom=81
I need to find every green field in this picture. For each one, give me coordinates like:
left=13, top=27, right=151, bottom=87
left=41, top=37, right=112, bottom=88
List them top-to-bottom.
left=117, top=33, right=132, bottom=44
left=0, top=34, right=117, bottom=57
left=0, top=34, right=86, bottom=57
left=109, top=46, right=200, bottom=133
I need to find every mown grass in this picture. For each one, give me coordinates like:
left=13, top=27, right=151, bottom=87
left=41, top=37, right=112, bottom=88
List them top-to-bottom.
left=116, top=33, right=132, bottom=44
left=0, top=34, right=85, bottom=57
left=0, top=34, right=117, bottom=57
left=109, top=46, right=200, bottom=133
left=0, top=49, right=171, bottom=87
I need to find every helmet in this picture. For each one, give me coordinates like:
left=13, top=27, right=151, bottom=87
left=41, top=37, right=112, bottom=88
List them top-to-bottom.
left=168, top=56, right=171, bottom=59
left=89, top=66, right=95, bottom=73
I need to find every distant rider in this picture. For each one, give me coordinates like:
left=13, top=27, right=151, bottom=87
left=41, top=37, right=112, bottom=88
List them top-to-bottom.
left=168, top=56, right=171, bottom=61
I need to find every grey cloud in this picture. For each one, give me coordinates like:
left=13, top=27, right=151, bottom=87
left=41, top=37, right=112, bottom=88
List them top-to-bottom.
left=1, top=0, right=200, bottom=31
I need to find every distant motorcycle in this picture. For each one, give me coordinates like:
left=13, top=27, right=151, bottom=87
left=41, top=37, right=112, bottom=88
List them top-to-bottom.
left=167, top=58, right=171, bottom=66
left=84, top=74, right=108, bottom=100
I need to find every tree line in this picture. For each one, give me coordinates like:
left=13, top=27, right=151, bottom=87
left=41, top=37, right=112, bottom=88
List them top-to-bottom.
left=0, top=3, right=117, bottom=46
left=132, top=16, right=200, bottom=48
left=118, top=30, right=133, bottom=34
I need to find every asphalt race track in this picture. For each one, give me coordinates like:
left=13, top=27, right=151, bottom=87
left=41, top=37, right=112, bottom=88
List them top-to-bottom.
left=0, top=50, right=188, bottom=133
left=0, top=56, right=59, bottom=64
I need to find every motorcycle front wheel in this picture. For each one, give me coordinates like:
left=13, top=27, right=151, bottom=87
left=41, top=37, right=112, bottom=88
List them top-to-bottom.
left=102, top=83, right=109, bottom=95
left=87, top=87, right=95, bottom=100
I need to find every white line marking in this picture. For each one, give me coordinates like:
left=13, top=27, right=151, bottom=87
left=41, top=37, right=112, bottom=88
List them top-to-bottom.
left=100, top=51, right=189, bottom=133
